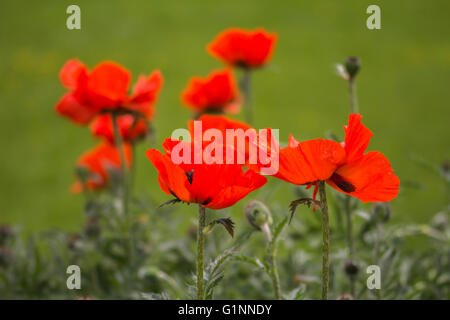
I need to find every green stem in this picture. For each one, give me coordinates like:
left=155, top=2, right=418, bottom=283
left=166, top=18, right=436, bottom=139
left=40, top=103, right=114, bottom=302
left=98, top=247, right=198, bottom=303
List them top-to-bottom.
left=241, top=68, right=253, bottom=124
left=348, top=78, right=358, bottom=114
left=111, top=111, right=134, bottom=262
left=318, top=181, right=330, bottom=300
left=344, top=196, right=355, bottom=295
left=197, top=205, right=206, bottom=300
left=267, top=240, right=281, bottom=299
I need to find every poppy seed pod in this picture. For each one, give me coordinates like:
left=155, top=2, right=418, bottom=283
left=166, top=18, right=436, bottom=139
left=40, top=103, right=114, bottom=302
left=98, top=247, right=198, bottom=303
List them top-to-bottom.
left=345, top=57, right=361, bottom=79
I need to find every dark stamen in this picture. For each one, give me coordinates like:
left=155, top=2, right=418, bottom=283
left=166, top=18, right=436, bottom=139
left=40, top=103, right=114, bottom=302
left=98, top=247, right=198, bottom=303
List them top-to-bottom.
left=185, top=169, right=195, bottom=184
left=331, top=173, right=356, bottom=193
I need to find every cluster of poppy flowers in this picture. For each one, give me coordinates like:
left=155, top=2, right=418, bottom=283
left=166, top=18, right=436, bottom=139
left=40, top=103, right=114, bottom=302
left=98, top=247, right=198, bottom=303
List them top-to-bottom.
left=56, top=27, right=399, bottom=214
left=55, top=59, right=163, bottom=191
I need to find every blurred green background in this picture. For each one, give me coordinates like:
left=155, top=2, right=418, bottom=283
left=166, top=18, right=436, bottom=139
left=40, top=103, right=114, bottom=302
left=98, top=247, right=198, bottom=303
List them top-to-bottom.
left=0, top=0, right=449, bottom=233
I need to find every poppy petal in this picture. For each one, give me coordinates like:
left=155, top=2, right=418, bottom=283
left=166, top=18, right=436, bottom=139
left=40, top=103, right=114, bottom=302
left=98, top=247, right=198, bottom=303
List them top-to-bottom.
left=59, top=59, right=87, bottom=90
left=86, top=61, right=131, bottom=107
left=125, top=70, right=164, bottom=118
left=55, top=93, right=97, bottom=125
left=343, top=113, right=373, bottom=163
left=276, top=139, right=346, bottom=185
left=146, top=149, right=192, bottom=202
left=326, top=151, right=400, bottom=202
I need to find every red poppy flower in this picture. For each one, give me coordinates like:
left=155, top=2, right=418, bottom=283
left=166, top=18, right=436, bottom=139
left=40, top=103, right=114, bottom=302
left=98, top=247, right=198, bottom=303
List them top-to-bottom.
left=207, top=28, right=278, bottom=69
left=55, top=59, right=163, bottom=125
left=181, top=69, right=240, bottom=114
left=90, top=113, right=148, bottom=144
left=269, top=114, right=400, bottom=203
left=146, top=138, right=267, bottom=210
left=71, top=141, right=132, bottom=193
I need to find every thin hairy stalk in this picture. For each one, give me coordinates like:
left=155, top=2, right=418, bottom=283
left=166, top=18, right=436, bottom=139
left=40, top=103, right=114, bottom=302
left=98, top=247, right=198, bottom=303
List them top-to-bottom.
left=348, top=78, right=358, bottom=114
left=111, top=111, right=134, bottom=263
left=318, top=181, right=330, bottom=300
left=344, top=196, right=355, bottom=295
left=197, top=205, right=206, bottom=300
left=267, top=240, right=281, bottom=299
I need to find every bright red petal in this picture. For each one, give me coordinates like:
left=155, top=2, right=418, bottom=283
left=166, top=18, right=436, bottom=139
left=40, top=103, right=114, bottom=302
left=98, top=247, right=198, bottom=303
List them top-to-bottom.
left=59, top=59, right=87, bottom=90
left=86, top=61, right=131, bottom=108
left=181, top=69, right=237, bottom=112
left=125, top=70, right=164, bottom=118
left=55, top=93, right=97, bottom=125
left=343, top=113, right=373, bottom=163
left=275, top=139, right=346, bottom=185
left=145, top=149, right=192, bottom=202
left=327, top=151, right=400, bottom=202
left=203, top=168, right=267, bottom=209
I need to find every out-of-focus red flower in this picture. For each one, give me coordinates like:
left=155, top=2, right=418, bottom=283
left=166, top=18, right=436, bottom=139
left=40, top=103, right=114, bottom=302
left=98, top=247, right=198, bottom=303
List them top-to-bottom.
left=207, top=28, right=278, bottom=69
left=55, top=59, right=163, bottom=125
left=181, top=69, right=240, bottom=114
left=124, top=70, right=164, bottom=119
left=90, top=114, right=148, bottom=144
left=262, top=114, right=400, bottom=203
left=146, top=138, right=266, bottom=210
left=71, top=142, right=132, bottom=193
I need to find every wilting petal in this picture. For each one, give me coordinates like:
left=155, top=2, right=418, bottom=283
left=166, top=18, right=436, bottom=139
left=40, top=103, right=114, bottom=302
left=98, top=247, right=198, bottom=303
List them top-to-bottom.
left=59, top=59, right=87, bottom=90
left=55, top=93, right=97, bottom=125
left=343, top=113, right=373, bottom=163
left=276, top=139, right=346, bottom=185
left=327, top=151, right=400, bottom=202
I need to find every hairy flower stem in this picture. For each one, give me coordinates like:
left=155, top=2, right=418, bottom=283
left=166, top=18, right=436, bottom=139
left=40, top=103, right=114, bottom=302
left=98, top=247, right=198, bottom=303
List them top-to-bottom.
left=241, top=68, right=253, bottom=125
left=348, top=78, right=358, bottom=114
left=111, top=111, right=134, bottom=261
left=318, top=181, right=330, bottom=300
left=344, top=196, right=355, bottom=295
left=197, top=205, right=206, bottom=300
left=267, top=240, right=281, bottom=299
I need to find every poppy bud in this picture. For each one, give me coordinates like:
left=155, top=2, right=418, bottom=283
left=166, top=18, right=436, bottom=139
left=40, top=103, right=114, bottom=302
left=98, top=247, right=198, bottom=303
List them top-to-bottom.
left=345, top=57, right=361, bottom=79
left=245, top=200, right=273, bottom=242
left=245, top=200, right=273, bottom=229
left=372, top=202, right=391, bottom=223
left=0, top=224, right=13, bottom=246
left=0, top=248, right=12, bottom=268
left=344, top=260, right=359, bottom=277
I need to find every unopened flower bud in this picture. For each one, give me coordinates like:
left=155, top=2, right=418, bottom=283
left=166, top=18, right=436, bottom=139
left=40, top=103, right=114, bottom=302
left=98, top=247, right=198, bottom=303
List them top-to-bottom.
left=345, top=57, right=361, bottom=79
left=245, top=200, right=273, bottom=229
left=245, top=200, right=273, bottom=242
left=372, top=202, right=391, bottom=223
left=344, top=260, right=359, bottom=277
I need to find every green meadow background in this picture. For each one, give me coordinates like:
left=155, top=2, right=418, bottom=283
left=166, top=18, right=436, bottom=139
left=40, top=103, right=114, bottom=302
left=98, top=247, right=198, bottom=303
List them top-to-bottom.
left=0, top=0, right=449, bottom=233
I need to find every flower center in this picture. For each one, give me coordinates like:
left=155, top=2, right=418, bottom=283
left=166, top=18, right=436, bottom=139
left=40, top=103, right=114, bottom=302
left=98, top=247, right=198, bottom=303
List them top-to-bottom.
left=330, top=173, right=356, bottom=193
